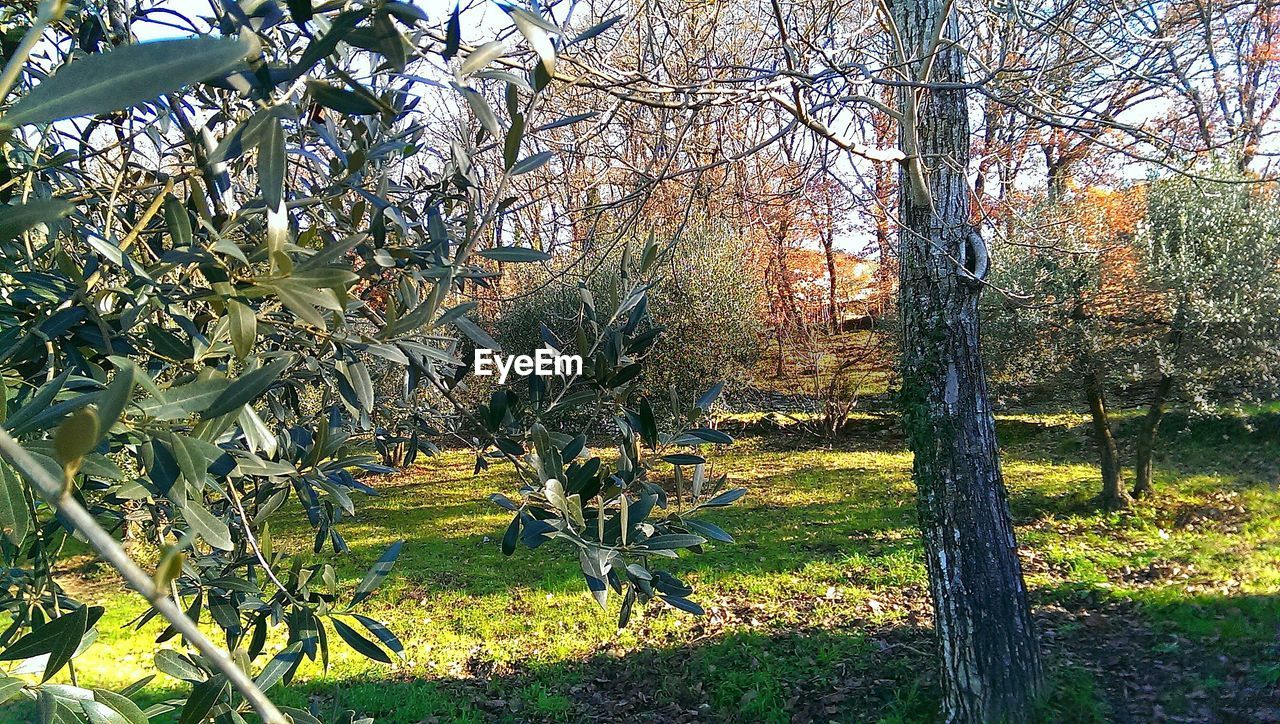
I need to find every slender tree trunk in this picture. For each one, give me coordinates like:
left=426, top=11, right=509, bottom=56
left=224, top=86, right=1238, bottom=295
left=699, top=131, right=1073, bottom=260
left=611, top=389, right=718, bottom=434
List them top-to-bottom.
left=890, top=0, right=1042, bottom=720
left=872, top=93, right=897, bottom=318
left=1043, top=142, right=1069, bottom=205
left=872, top=198, right=894, bottom=316
left=768, top=222, right=796, bottom=377
left=822, top=227, right=839, bottom=332
left=775, top=334, right=785, bottom=377
left=1085, top=370, right=1128, bottom=509
left=1132, top=373, right=1173, bottom=498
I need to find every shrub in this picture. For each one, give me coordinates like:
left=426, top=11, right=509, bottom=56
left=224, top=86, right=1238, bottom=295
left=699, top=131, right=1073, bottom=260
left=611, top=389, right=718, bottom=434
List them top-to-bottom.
left=492, top=224, right=763, bottom=410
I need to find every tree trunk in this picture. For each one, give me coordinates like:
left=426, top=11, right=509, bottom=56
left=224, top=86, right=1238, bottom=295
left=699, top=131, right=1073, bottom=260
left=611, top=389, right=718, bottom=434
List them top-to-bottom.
left=889, top=0, right=1043, bottom=720
left=871, top=89, right=897, bottom=317
left=871, top=192, right=894, bottom=316
left=768, top=221, right=796, bottom=377
left=822, top=227, right=839, bottom=332
left=774, top=334, right=785, bottom=378
left=1085, top=370, right=1128, bottom=509
left=1132, top=373, right=1173, bottom=498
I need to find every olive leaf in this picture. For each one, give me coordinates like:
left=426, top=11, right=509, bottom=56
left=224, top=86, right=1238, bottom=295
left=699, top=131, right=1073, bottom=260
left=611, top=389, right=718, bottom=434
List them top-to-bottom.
left=0, top=37, right=248, bottom=129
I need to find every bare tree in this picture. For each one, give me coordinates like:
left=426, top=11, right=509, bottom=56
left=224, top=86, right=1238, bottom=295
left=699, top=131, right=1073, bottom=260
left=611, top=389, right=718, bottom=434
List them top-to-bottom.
left=1142, top=0, right=1280, bottom=170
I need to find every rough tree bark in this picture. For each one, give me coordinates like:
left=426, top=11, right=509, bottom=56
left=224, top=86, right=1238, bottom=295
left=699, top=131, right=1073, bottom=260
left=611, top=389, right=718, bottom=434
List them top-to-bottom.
left=889, top=0, right=1043, bottom=719
left=1133, top=304, right=1183, bottom=498
left=1085, top=369, right=1129, bottom=509
left=1132, top=373, right=1173, bottom=498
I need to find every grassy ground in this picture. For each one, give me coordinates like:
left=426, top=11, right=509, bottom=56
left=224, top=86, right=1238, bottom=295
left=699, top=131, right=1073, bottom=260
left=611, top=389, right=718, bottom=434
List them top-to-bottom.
left=10, top=411, right=1280, bottom=722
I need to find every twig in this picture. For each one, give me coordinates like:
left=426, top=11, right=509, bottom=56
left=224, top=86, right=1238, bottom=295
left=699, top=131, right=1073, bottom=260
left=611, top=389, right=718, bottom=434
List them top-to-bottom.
left=0, top=0, right=63, bottom=108
left=0, top=429, right=287, bottom=724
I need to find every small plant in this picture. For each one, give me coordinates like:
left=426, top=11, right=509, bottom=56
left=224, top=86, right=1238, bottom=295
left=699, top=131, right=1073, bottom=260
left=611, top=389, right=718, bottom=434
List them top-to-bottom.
left=481, top=242, right=744, bottom=624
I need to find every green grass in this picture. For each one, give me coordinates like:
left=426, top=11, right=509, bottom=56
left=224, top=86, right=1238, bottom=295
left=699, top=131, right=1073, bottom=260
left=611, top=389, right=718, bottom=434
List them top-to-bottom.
left=7, top=411, right=1280, bottom=722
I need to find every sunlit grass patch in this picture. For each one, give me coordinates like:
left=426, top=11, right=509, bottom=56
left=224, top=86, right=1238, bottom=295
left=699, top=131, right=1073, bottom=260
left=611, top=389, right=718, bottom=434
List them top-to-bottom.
left=16, top=411, right=1280, bottom=722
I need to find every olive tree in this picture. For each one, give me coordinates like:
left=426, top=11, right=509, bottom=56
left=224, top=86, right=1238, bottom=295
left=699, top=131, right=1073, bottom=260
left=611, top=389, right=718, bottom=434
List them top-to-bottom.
left=0, top=1, right=737, bottom=721
left=1129, top=170, right=1280, bottom=496
left=986, top=172, right=1280, bottom=505
left=984, top=188, right=1154, bottom=509
left=491, top=223, right=763, bottom=405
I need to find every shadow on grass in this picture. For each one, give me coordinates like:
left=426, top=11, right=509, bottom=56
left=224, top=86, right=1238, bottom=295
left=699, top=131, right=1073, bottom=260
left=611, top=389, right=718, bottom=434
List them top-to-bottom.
left=998, top=408, right=1280, bottom=474
left=711, top=409, right=1278, bottom=530
left=294, top=410, right=1275, bottom=600
left=335, top=493, right=925, bottom=600
left=1041, top=583, right=1280, bottom=648
left=1032, top=586, right=1280, bottom=723
left=265, top=588, right=1279, bottom=723
left=5, top=589, right=1270, bottom=723
left=269, top=621, right=940, bottom=724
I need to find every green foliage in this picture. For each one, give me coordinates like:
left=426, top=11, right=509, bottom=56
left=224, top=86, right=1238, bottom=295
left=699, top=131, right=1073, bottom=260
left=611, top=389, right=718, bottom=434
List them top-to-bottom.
left=0, top=1, right=739, bottom=720
left=0, top=37, right=248, bottom=130
left=1140, top=169, right=1280, bottom=405
left=985, top=171, right=1280, bottom=408
left=982, top=198, right=1117, bottom=404
left=0, top=199, right=74, bottom=242
left=492, top=224, right=763, bottom=406
left=459, top=235, right=744, bottom=624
